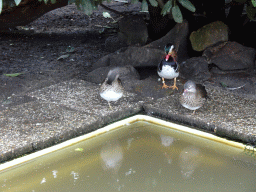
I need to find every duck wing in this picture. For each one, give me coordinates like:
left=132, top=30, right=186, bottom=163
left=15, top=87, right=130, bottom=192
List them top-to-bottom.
left=196, top=84, right=208, bottom=99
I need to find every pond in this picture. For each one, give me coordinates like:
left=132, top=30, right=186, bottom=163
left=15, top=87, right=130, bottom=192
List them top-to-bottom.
left=0, top=115, right=255, bottom=192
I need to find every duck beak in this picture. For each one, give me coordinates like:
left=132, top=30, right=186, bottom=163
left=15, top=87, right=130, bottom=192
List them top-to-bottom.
left=168, top=48, right=176, bottom=56
left=165, top=54, right=170, bottom=61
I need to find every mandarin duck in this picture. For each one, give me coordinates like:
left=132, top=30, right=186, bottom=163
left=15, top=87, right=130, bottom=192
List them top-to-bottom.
left=158, top=43, right=179, bottom=90
left=100, top=69, right=124, bottom=109
left=179, top=80, right=208, bottom=114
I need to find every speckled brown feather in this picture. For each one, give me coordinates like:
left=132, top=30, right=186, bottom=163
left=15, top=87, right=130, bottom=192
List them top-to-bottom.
left=179, top=81, right=208, bottom=111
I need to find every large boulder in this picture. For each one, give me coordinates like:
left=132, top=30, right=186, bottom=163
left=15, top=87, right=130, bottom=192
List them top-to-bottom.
left=0, top=0, right=68, bottom=29
left=145, top=20, right=190, bottom=63
left=92, top=21, right=190, bottom=69
left=189, top=21, right=229, bottom=52
left=203, top=41, right=255, bottom=70
left=92, top=47, right=164, bottom=69
left=179, top=57, right=211, bottom=81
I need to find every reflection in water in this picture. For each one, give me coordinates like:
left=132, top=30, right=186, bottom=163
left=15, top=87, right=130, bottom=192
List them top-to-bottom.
left=1, top=121, right=256, bottom=192
left=160, top=134, right=174, bottom=147
left=160, top=134, right=175, bottom=164
left=127, top=138, right=134, bottom=150
left=100, top=140, right=123, bottom=175
left=100, top=140, right=124, bottom=191
left=179, top=146, right=201, bottom=179
left=125, top=168, right=136, bottom=176
left=52, top=170, right=58, bottom=178
left=71, top=171, right=79, bottom=182
left=40, top=177, right=46, bottom=184
left=145, top=177, right=157, bottom=188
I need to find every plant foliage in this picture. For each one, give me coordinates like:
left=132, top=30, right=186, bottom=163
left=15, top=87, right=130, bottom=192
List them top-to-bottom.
left=1, top=0, right=256, bottom=22
left=141, top=0, right=148, bottom=12
left=148, top=0, right=158, bottom=7
left=161, top=0, right=195, bottom=23
left=161, top=0, right=172, bottom=16
left=178, top=0, right=195, bottom=12
left=234, top=0, right=256, bottom=20
left=247, top=0, right=256, bottom=20
left=252, top=0, right=256, bottom=7
left=0, top=1, right=2, bottom=14
left=172, top=5, right=183, bottom=23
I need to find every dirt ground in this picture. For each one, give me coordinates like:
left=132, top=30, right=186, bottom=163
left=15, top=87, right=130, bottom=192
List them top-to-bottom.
left=0, top=2, right=141, bottom=103
left=1, top=2, right=256, bottom=106
left=1, top=3, right=256, bottom=164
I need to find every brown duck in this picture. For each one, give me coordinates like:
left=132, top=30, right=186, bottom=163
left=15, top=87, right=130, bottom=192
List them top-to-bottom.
left=100, top=69, right=124, bottom=109
left=179, top=80, right=208, bottom=113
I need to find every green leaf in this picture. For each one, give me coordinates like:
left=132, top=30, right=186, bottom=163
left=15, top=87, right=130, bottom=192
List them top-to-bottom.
left=0, top=0, right=2, bottom=14
left=14, top=0, right=22, bottom=6
left=44, top=0, right=48, bottom=4
left=51, top=0, right=57, bottom=4
left=81, top=0, right=95, bottom=15
left=141, top=0, right=148, bottom=12
left=148, top=0, right=158, bottom=7
left=161, top=0, right=173, bottom=16
left=178, top=0, right=195, bottom=12
left=252, top=0, right=256, bottom=7
left=247, top=3, right=256, bottom=20
left=172, top=5, right=183, bottom=23
left=103, top=12, right=112, bottom=18
left=66, top=46, right=75, bottom=53
left=57, top=54, right=70, bottom=60
left=4, top=73, right=24, bottom=77
left=220, top=82, right=227, bottom=88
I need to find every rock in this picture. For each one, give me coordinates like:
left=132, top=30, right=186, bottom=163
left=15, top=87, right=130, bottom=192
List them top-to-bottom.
left=0, top=0, right=68, bottom=29
left=118, top=15, right=148, bottom=46
left=145, top=20, right=190, bottom=63
left=92, top=21, right=190, bottom=69
left=190, top=21, right=229, bottom=52
left=105, top=36, right=127, bottom=53
left=203, top=41, right=256, bottom=70
left=92, top=47, right=164, bottom=69
left=179, top=57, right=211, bottom=81
left=86, top=65, right=140, bottom=84
left=0, top=75, right=27, bottom=101
left=126, top=76, right=178, bottom=99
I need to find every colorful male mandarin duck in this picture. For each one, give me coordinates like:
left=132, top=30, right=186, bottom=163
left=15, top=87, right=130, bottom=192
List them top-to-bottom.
left=158, top=43, right=179, bottom=90
left=100, top=69, right=124, bottom=109
left=179, top=80, right=208, bottom=114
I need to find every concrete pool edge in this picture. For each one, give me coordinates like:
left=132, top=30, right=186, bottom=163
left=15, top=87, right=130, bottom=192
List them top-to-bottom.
left=0, top=114, right=250, bottom=172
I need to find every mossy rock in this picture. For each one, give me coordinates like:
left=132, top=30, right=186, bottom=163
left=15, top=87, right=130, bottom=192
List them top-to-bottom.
left=189, top=21, right=229, bottom=52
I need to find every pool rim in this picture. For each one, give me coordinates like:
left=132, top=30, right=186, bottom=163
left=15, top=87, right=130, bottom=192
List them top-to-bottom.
left=0, top=114, right=246, bottom=172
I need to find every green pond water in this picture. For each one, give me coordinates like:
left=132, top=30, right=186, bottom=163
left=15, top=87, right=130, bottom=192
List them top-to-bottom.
left=0, top=121, right=256, bottom=192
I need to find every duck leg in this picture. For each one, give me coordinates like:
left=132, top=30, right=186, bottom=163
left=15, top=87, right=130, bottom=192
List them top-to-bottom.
left=168, top=77, right=178, bottom=90
left=161, top=78, right=169, bottom=89
left=108, top=101, right=113, bottom=110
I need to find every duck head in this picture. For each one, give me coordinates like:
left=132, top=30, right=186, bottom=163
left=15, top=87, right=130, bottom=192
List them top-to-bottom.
left=164, top=43, right=177, bottom=62
left=184, top=80, right=196, bottom=93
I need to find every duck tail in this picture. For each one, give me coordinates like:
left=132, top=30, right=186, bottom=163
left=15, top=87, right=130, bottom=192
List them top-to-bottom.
left=197, top=84, right=210, bottom=100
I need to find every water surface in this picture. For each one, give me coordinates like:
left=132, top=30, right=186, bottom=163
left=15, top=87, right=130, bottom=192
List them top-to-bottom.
left=1, top=121, right=255, bottom=192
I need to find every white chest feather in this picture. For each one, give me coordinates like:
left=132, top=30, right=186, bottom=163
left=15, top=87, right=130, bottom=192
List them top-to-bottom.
left=158, top=65, right=179, bottom=79
left=100, top=90, right=123, bottom=102
left=180, top=92, right=204, bottom=110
